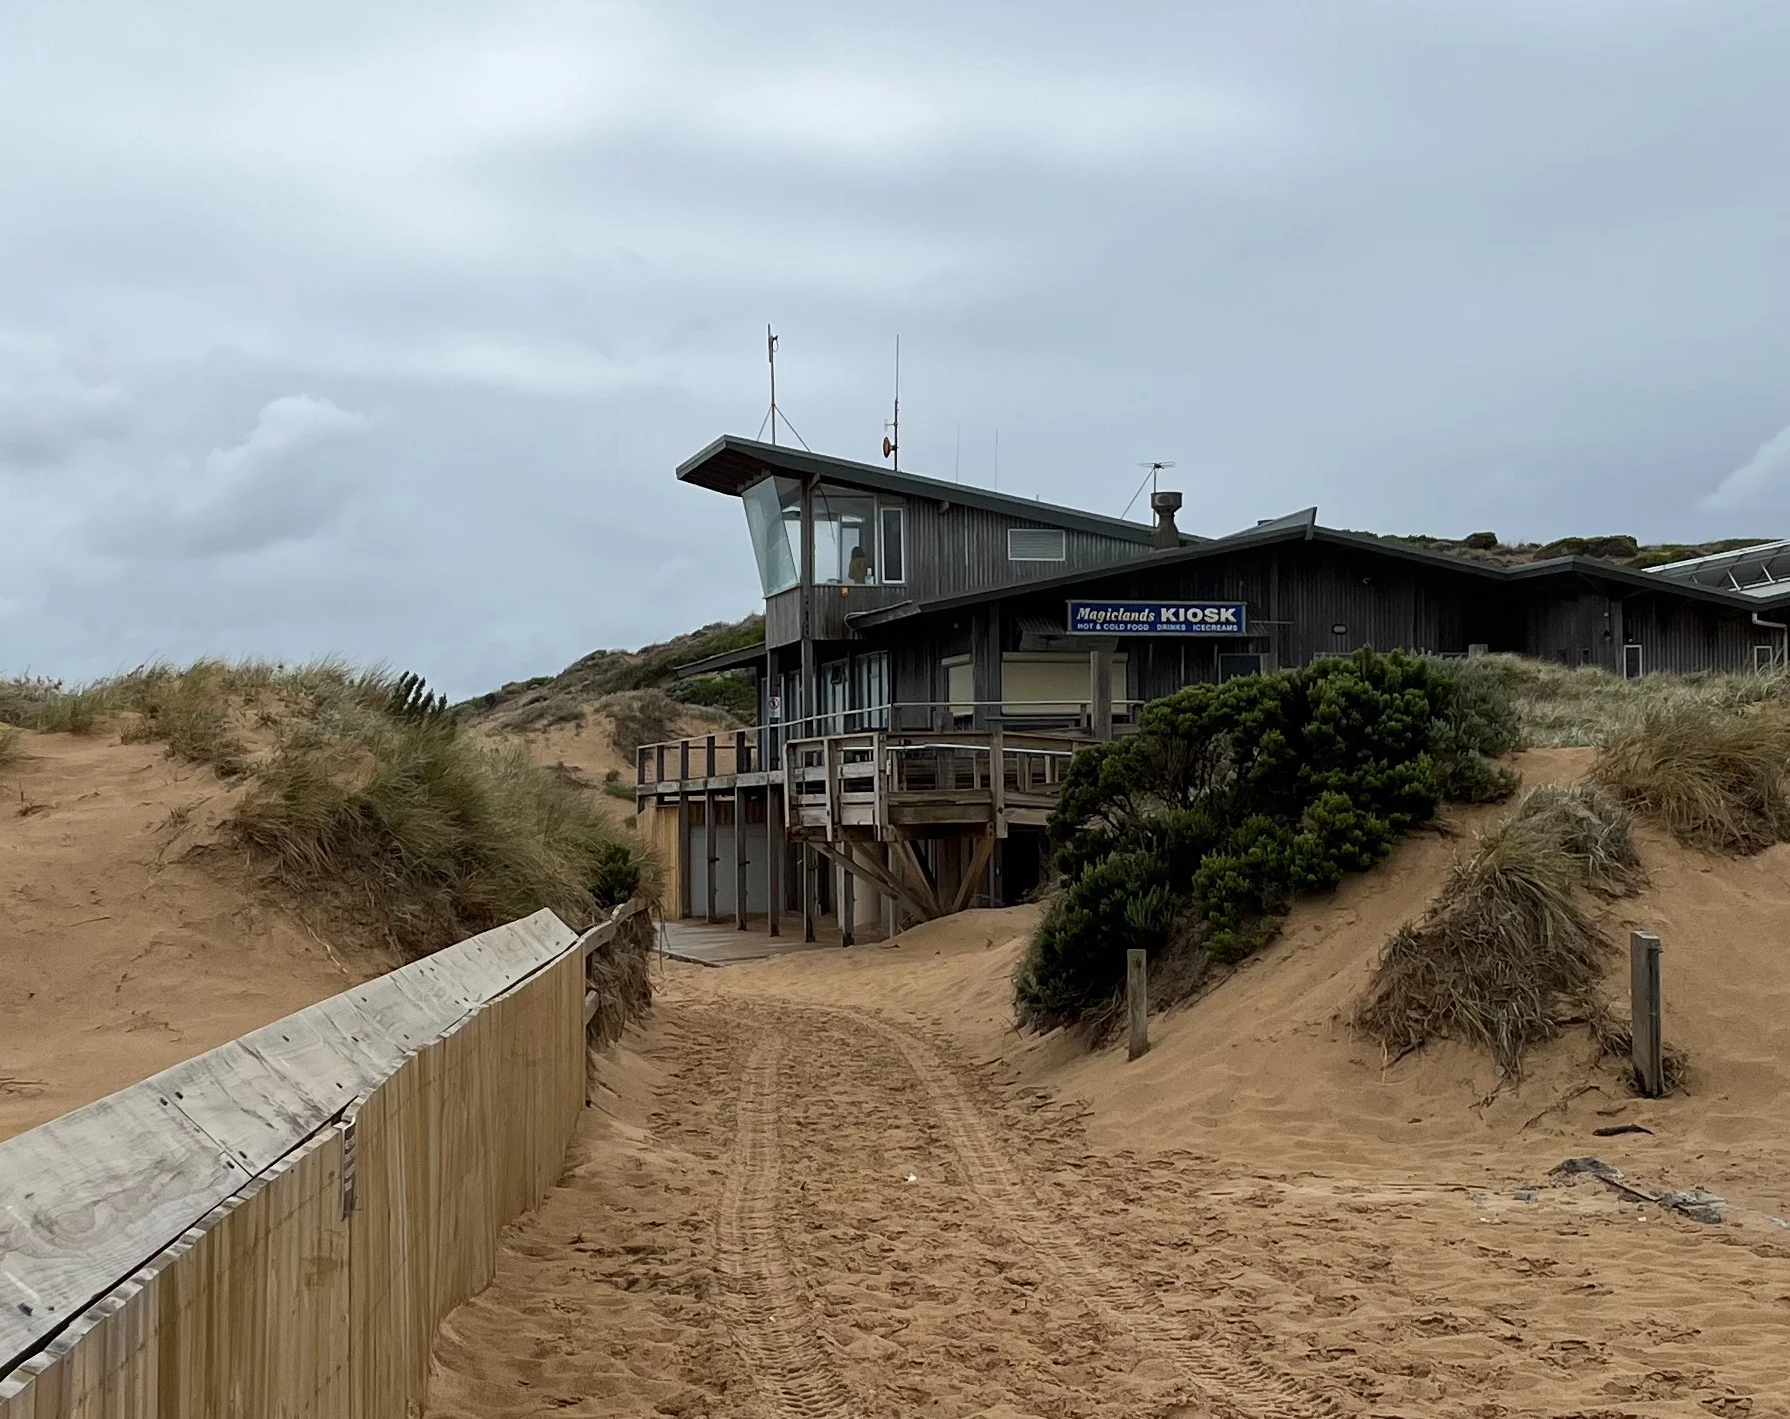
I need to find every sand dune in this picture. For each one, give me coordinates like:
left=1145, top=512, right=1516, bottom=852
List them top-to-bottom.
left=0, top=728, right=390, bottom=1139
left=427, top=750, right=1790, bottom=1416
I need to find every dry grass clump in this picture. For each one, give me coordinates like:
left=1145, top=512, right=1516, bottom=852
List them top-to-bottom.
left=1477, top=653, right=1790, bottom=747
left=112, top=661, right=253, bottom=773
left=0, top=676, right=111, bottom=734
left=602, top=688, right=681, bottom=758
left=232, top=699, right=653, bottom=958
left=1590, top=702, right=1790, bottom=853
left=0, top=724, right=21, bottom=769
left=1355, top=784, right=1645, bottom=1079
left=584, top=906, right=656, bottom=1048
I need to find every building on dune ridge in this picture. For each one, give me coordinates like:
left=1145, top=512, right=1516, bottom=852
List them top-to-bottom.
left=640, top=434, right=1790, bottom=940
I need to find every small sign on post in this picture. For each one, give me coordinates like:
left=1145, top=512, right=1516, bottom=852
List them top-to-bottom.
left=1630, top=930, right=1664, bottom=1097
left=1127, top=948, right=1149, bottom=1061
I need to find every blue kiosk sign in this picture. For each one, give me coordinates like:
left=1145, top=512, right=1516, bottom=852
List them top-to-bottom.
left=1067, top=600, right=1248, bottom=635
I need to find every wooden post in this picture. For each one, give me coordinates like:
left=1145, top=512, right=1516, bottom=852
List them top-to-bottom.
left=1091, top=646, right=1115, bottom=742
left=736, top=727, right=749, bottom=774
left=989, top=727, right=1007, bottom=839
left=706, top=734, right=717, bottom=779
left=823, top=736, right=839, bottom=840
left=679, top=739, right=689, bottom=783
left=767, top=786, right=783, bottom=938
left=676, top=791, right=691, bottom=920
left=704, top=791, right=718, bottom=923
left=734, top=791, right=748, bottom=930
left=802, top=845, right=817, bottom=943
left=841, top=863, right=855, bottom=947
left=1630, top=930, right=1663, bottom=1097
left=1127, top=948, right=1149, bottom=1061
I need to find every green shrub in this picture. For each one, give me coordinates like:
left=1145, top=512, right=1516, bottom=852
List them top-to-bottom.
left=1014, top=648, right=1522, bottom=1031
left=669, top=671, right=757, bottom=722
left=589, top=839, right=643, bottom=908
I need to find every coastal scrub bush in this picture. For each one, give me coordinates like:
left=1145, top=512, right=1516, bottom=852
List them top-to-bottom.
left=1014, top=649, right=1522, bottom=1032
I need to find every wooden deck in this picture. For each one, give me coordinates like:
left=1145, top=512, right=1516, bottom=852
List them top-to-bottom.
left=781, top=730, right=1077, bottom=841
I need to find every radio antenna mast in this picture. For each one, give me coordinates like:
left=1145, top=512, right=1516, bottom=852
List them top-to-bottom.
left=759, top=324, right=810, bottom=449
left=880, top=335, right=900, bottom=470
left=1121, top=460, right=1177, bottom=520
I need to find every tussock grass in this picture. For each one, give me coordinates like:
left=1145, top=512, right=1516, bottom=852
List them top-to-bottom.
left=1477, top=653, right=1790, bottom=747
left=2, top=654, right=654, bottom=957
left=0, top=677, right=111, bottom=734
left=602, top=688, right=681, bottom=758
left=233, top=699, right=654, bottom=958
left=1590, top=703, right=1790, bottom=854
left=0, top=724, right=20, bottom=768
left=1354, top=784, right=1645, bottom=1079
left=584, top=906, right=655, bottom=1048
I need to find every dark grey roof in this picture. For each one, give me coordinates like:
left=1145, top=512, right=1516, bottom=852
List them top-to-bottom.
left=676, top=435, right=1200, bottom=546
left=845, top=514, right=1790, bottom=630
left=670, top=641, right=769, bottom=678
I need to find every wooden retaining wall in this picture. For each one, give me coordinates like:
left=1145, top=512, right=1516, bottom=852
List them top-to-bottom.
left=0, top=901, right=651, bottom=1417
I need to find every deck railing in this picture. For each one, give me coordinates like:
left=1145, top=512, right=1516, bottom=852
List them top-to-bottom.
left=635, top=700, right=1141, bottom=790
left=781, top=729, right=1081, bottom=837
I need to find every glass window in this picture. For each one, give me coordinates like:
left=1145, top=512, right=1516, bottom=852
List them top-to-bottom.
left=742, top=476, right=801, bottom=595
left=814, top=487, right=876, bottom=584
left=879, top=506, right=905, bottom=584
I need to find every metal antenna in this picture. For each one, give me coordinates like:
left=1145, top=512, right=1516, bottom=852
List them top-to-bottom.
left=759, top=324, right=811, bottom=449
left=766, top=324, right=778, bottom=446
left=881, top=335, right=900, bottom=470
left=1120, top=460, right=1177, bottom=520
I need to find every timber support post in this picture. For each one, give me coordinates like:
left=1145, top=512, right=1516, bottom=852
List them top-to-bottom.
left=1092, top=646, right=1115, bottom=742
left=767, top=786, right=783, bottom=937
left=704, top=790, right=718, bottom=924
left=734, top=790, right=747, bottom=930
left=802, top=845, right=816, bottom=943
left=1630, top=930, right=1664, bottom=1097
left=1127, top=948, right=1149, bottom=1061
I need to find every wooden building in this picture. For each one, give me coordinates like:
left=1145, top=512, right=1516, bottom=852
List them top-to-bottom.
left=640, top=435, right=1790, bottom=937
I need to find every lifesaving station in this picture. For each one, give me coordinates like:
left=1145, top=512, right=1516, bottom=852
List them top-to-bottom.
left=637, top=435, right=1790, bottom=940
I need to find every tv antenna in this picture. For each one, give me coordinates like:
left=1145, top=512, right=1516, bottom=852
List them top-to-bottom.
left=758, top=324, right=810, bottom=449
left=880, top=335, right=900, bottom=470
left=1120, top=460, right=1177, bottom=520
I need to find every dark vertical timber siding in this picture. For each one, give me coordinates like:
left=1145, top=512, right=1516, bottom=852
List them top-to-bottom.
left=899, top=500, right=1150, bottom=602
left=766, top=588, right=802, bottom=648
left=1621, top=594, right=1769, bottom=673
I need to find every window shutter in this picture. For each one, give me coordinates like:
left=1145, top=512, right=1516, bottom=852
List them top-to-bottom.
left=1008, top=528, right=1066, bottom=561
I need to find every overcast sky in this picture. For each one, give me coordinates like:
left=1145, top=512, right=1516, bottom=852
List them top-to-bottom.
left=6, top=1, right=1790, bottom=696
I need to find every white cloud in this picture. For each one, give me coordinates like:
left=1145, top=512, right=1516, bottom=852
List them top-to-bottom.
left=204, top=394, right=369, bottom=480
left=1700, top=423, right=1790, bottom=513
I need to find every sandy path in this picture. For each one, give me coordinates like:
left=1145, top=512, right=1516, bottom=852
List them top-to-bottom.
left=427, top=956, right=1785, bottom=1417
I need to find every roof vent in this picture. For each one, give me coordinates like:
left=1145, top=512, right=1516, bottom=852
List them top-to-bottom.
left=1150, top=489, right=1183, bottom=550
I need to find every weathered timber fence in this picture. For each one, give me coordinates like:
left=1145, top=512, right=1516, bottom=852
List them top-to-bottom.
left=0, top=900, right=652, bottom=1417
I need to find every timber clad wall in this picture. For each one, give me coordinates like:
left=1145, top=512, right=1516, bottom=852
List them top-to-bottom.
left=764, top=503, right=1151, bottom=648
left=0, top=906, right=622, bottom=1418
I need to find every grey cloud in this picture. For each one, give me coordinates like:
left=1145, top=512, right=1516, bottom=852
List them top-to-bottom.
left=5, top=1, right=1790, bottom=695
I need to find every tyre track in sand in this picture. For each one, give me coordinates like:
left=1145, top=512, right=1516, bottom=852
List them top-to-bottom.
left=844, top=1006, right=1348, bottom=1419
left=712, top=1036, right=858, bottom=1419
